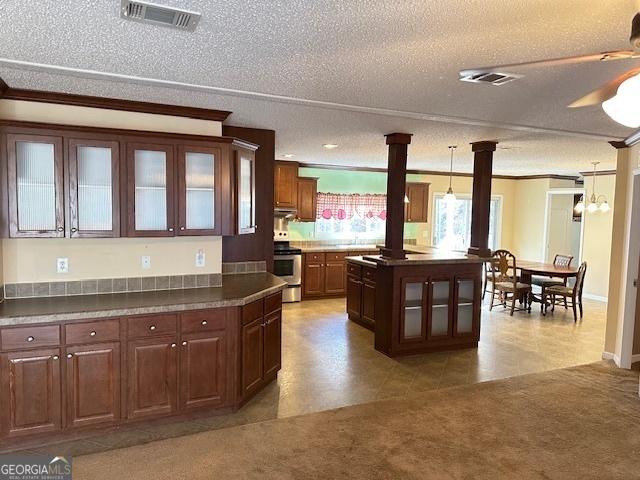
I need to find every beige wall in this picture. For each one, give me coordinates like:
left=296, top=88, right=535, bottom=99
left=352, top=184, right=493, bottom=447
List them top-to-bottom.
left=0, top=100, right=224, bottom=285
left=0, top=100, right=222, bottom=136
left=581, top=174, right=615, bottom=299
left=2, top=237, right=222, bottom=283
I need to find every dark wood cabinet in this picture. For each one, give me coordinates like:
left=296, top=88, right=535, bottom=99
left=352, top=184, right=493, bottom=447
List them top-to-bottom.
left=6, top=133, right=65, bottom=238
left=67, top=138, right=120, bottom=238
left=125, top=142, right=176, bottom=237
left=176, top=144, right=222, bottom=236
left=274, top=161, right=298, bottom=209
left=296, top=177, right=317, bottom=221
left=405, top=182, right=429, bottom=223
left=325, top=254, right=346, bottom=294
left=303, top=255, right=325, bottom=297
left=346, top=261, right=376, bottom=331
left=346, top=274, right=363, bottom=319
left=362, top=276, right=376, bottom=326
left=240, top=293, right=282, bottom=403
left=0, top=294, right=282, bottom=446
left=263, top=310, right=282, bottom=378
left=241, top=317, right=264, bottom=396
left=180, top=331, right=227, bottom=410
left=126, top=336, right=178, bottom=420
left=65, top=342, right=120, bottom=428
left=0, top=348, right=62, bottom=438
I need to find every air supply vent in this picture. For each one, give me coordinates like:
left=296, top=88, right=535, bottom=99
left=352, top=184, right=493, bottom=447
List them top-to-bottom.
left=121, top=0, right=201, bottom=31
left=459, top=71, right=522, bottom=85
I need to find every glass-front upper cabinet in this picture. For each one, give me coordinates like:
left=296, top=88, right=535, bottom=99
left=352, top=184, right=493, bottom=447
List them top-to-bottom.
left=7, top=134, right=64, bottom=237
left=67, top=139, right=120, bottom=238
left=126, top=143, right=175, bottom=237
left=177, top=145, right=221, bottom=236
left=235, top=146, right=256, bottom=235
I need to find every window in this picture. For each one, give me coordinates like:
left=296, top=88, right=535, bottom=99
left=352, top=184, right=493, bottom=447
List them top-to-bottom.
left=314, top=192, right=386, bottom=240
left=432, top=195, right=501, bottom=251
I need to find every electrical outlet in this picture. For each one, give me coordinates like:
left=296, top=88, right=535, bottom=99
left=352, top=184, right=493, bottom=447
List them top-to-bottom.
left=195, top=249, right=205, bottom=268
left=141, top=255, right=151, bottom=269
left=57, top=257, right=69, bottom=274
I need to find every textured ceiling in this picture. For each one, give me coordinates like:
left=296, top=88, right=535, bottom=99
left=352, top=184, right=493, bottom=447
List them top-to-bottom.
left=0, top=0, right=636, bottom=174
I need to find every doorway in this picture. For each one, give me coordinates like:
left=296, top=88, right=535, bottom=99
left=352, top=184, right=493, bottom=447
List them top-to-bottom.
left=543, top=189, right=585, bottom=264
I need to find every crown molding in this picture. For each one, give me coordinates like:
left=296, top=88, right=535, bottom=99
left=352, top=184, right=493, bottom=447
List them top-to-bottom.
left=0, top=76, right=231, bottom=122
left=624, top=128, right=640, bottom=147
left=580, top=169, right=617, bottom=177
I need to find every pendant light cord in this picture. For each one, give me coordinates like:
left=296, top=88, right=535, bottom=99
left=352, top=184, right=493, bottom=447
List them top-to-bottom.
left=448, top=145, right=456, bottom=188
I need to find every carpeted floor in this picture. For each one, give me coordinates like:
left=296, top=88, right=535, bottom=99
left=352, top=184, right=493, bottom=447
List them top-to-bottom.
left=73, top=361, right=640, bottom=480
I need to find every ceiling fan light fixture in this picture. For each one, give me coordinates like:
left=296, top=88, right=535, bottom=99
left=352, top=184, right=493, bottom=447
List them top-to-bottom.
left=602, top=72, right=640, bottom=128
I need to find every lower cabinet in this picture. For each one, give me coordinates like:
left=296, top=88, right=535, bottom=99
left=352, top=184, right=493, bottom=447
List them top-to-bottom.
left=303, top=252, right=347, bottom=298
left=346, top=261, right=376, bottom=331
left=0, top=291, right=283, bottom=446
left=241, top=296, right=282, bottom=402
left=127, top=336, right=178, bottom=420
left=66, top=342, right=120, bottom=428
left=0, top=348, right=62, bottom=438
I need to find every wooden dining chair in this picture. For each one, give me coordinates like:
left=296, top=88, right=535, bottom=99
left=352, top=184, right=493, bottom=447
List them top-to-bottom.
left=489, top=250, right=532, bottom=316
left=531, top=254, right=574, bottom=312
left=483, top=256, right=499, bottom=300
left=545, top=262, right=587, bottom=322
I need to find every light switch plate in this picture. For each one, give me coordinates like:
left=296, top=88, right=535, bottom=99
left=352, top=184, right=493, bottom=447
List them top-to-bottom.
left=195, top=249, right=205, bottom=268
left=141, top=255, right=151, bottom=269
left=57, top=257, right=69, bottom=274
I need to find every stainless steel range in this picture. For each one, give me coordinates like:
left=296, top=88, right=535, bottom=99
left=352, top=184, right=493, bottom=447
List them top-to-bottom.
left=274, top=210, right=302, bottom=302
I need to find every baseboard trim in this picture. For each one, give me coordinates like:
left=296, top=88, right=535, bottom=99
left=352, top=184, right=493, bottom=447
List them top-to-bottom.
left=583, top=294, right=608, bottom=302
left=602, top=351, right=622, bottom=367
left=631, top=354, right=640, bottom=364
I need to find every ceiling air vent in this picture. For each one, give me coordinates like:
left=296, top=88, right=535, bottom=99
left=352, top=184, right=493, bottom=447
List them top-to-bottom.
left=121, top=0, right=201, bottom=31
left=459, top=71, right=522, bottom=85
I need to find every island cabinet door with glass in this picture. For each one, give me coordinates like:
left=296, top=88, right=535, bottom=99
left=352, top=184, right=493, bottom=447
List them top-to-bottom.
left=6, top=133, right=65, bottom=237
left=67, top=138, right=120, bottom=238
left=125, top=142, right=176, bottom=237
left=176, top=145, right=221, bottom=236
left=453, top=275, right=481, bottom=338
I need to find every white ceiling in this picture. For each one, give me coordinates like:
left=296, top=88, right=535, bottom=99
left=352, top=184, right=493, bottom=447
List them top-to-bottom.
left=1, top=0, right=638, bottom=174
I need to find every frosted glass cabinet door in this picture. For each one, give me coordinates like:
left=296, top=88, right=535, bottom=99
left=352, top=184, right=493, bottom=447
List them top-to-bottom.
left=7, top=134, right=64, bottom=237
left=68, top=139, right=120, bottom=237
left=127, top=143, right=175, bottom=236
left=177, top=146, right=220, bottom=235
left=236, top=149, right=256, bottom=234
left=455, top=278, right=476, bottom=336
left=401, top=280, right=425, bottom=341
left=429, top=280, right=451, bottom=338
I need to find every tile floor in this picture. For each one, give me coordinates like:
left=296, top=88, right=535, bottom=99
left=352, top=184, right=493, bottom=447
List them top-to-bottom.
left=14, top=296, right=607, bottom=456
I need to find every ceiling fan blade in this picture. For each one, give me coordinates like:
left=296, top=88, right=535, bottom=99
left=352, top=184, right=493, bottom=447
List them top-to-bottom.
left=459, top=50, right=637, bottom=78
left=568, top=66, right=640, bottom=108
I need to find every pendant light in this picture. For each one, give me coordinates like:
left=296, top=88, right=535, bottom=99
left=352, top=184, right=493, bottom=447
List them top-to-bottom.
left=443, top=145, right=457, bottom=204
left=576, top=162, right=609, bottom=214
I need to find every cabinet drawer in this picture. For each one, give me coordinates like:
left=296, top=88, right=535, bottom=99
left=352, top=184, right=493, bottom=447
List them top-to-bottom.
left=305, top=252, right=325, bottom=263
left=326, top=252, right=347, bottom=262
left=347, top=263, right=362, bottom=277
left=363, top=266, right=376, bottom=282
left=264, top=291, right=282, bottom=315
left=242, top=298, right=264, bottom=326
left=181, top=309, right=228, bottom=333
left=127, top=314, right=177, bottom=339
left=65, top=319, right=120, bottom=344
left=1, top=325, right=60, bottom=351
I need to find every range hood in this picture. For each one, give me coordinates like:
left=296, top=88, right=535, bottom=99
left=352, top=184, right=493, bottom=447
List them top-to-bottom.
left=274, top=208, right=297, bottom=218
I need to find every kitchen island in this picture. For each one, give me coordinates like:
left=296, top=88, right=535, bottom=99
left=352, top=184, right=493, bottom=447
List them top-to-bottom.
left=346, top=250, right=484, bottom=357
left=0, top=273, right=285, bottom=451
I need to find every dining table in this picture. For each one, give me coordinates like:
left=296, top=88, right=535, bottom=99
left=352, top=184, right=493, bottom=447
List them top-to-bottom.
left=517, top=260, right=579, bottom=314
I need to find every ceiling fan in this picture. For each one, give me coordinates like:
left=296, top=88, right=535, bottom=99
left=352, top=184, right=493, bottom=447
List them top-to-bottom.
left=459, top=13, right=640, bottom=128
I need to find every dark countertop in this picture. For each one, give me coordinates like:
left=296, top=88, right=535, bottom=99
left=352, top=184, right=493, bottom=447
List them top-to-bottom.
left=293, top=243, right=379, bottom=253
left=363, top=252, right=484, bottom=266
left=345, top=256, right=378, bottom=267
left=0, top=273, right=287, bottom=326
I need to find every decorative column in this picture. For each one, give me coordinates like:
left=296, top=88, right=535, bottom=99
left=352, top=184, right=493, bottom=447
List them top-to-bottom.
left=381, top=133, right=413, bottom=260
left=467, top=140, right=498, bottom=257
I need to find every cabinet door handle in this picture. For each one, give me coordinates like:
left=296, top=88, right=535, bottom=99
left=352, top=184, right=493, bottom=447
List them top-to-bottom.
left=57, top=226, right=64, bottom=232
left=71, top=227, right=78, bottom=233
left=180, top=227, right=185, bottom=231
left=168, top=228, right=174, bottom=232
left=201, top=320, right=207, bottom=326
left=149, top=325, right=156, bottom=331
left=90, top=331, right=97, bottom=337
left=26, top=336, right=35, bottom=342
left=182, top=341, right=187, bottom=346
left=171, top=343, right=177, bottom=348
left=67, top=353, right=73, bottom=359
left=53, top=355, right=59, bottom=361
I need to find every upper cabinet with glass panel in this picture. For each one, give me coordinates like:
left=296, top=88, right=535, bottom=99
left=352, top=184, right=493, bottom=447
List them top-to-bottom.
left=6, top=134, right=65, bottom=237
left=68, top=139, right=120, bottom=238
left=234, top=143, right=257, bottom=235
